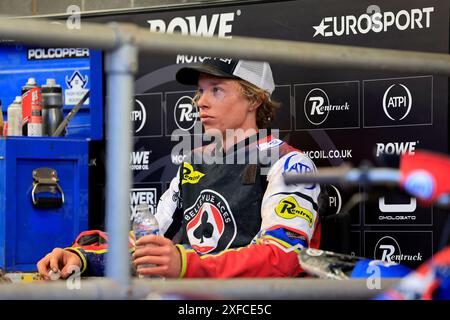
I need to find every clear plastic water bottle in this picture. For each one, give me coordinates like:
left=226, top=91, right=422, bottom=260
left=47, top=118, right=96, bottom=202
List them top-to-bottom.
left=132, top=204, right=163, bottom=279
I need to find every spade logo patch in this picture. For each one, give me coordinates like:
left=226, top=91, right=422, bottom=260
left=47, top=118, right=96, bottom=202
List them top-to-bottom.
left=185, top=190, right=236, bottom=254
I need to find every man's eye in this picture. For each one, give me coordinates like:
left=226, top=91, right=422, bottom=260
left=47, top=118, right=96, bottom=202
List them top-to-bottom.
left=213, top=87, right=222, bottom=93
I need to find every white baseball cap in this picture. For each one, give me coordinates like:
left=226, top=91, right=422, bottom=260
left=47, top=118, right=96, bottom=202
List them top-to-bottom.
left=176, top=57, right=275, bottom=95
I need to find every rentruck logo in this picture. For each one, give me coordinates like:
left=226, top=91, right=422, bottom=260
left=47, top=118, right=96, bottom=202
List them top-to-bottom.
left=313, top=7, right=434, bottom=38
left=147, top=12, right=237, bottom=38
left=304, top=88, right=350, bottom=125
left=174, top=96, right=198, bottom=131
left=374, top=236, right=423, bottom=265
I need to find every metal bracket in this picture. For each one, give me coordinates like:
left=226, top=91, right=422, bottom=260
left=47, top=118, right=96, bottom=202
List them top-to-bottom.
left=31, top=168, right=65, bottom=208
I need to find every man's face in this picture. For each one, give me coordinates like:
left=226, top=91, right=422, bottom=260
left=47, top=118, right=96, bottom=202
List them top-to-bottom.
left=196, top=74, right=254, bottom=136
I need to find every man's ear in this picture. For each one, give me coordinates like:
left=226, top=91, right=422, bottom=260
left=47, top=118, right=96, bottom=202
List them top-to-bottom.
left=249, top=94, right=264, bottom=112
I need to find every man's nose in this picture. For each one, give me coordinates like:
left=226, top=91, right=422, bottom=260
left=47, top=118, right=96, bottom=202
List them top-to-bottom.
left=197, top=93, right=209, bottom=109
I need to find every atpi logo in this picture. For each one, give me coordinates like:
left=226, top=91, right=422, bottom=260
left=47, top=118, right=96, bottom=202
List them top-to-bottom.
left=313, top=7, right=434, bottom=38
left=147, top=11, right=239, bottom=38
left=382, top=84, right=412, bottom=121
left=304, top=88, right=349, bottom=125
left=174, top=96, right=198, bottom=131
left=131, top=99, right=147, bottom=134
left=283, top=153, right=316, bottom=190
left=283, top=154, right=314, bottom=174
left=325, top=185, right=342, bottom=215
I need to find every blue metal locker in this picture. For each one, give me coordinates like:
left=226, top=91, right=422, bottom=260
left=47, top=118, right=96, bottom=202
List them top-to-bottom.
left=0, top=137, right=89, bottom=271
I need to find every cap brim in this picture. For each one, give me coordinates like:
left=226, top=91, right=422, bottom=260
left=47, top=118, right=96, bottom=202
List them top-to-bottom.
left=176, top=65, right=239, bottom=86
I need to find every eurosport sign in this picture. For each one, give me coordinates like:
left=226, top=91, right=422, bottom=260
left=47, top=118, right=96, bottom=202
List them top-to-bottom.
left=312, top=7, right=434, bottom=38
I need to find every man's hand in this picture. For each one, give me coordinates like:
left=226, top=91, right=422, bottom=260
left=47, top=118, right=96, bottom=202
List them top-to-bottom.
left=133, top=235, right=181, bottom=278
left=36, top=248, right=82, bottom=280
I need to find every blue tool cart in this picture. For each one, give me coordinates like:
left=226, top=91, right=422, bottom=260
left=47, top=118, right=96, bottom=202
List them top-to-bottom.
left=0, top=46, right=103, bottom=272
left=0, top=137, right=89, bottom=271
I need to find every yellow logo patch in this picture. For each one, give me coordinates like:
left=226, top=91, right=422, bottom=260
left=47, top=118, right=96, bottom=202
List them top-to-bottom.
left=182, top=162, right=205, bottom=185
left=275, top=196, right=313, bottom=227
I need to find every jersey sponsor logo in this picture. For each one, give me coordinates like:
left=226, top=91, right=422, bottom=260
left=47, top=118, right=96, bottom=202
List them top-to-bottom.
left=257, top=138, right=284, bottom=151
left=283, top=154, right=316, bottom=190
left=283, top=154, right=313, bottom=174
left=182, top=162, right=205, bottom=185
left=184, top=190, right=236, bottom=254
left=275, top=196, right=313, bottom=227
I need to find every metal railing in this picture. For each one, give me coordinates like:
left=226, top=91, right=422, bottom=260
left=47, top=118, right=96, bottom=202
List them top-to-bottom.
left=0, top=15, right=449, bottom=299
left=2, top=18, right=450, bottom=74
left=0, top=277, right=401, bottom=300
